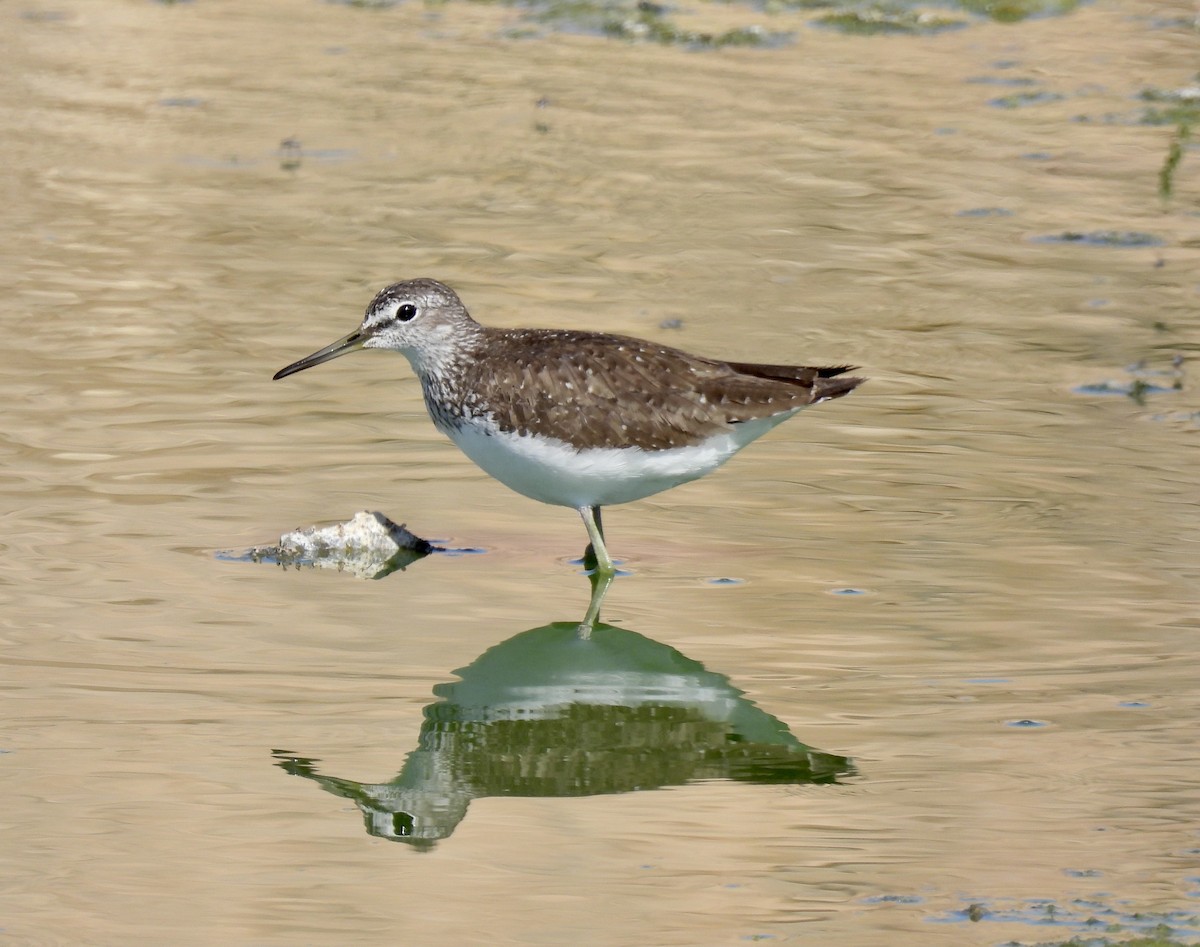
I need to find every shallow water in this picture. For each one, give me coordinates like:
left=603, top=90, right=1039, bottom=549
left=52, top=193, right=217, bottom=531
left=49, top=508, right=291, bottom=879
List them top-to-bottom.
left=2, top=1, right=1199, bottom=944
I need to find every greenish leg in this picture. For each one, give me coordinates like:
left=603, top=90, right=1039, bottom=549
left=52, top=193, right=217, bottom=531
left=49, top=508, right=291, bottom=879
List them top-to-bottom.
left=578, top=504, right=615, bottom=575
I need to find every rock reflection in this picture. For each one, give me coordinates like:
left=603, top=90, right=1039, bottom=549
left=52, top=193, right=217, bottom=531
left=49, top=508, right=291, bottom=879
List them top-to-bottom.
left=272, top=584, right=855, bottom=848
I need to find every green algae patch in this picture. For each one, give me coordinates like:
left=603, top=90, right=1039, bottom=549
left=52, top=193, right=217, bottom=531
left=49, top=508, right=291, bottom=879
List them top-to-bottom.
left=331, top=0, right=1090, bottom=43
left=526, top=0, right=791, bottom=45
left=812, top=0, right=1084, bottom=33
left=955, top=0, right=1081, bottom=22
left=814, top=2, right=965, bottom=34
left=600, top=4, right=788, bottom=46
left=1138, top=83, right=1200, bottom=126
left=1159, top=122, right=1191, bottom=202
left=1073, top=357, right=1185, bottom=407
left=928, top=895, right=1200, bottom=945
left=1011, top=926, right=1197, bottom=946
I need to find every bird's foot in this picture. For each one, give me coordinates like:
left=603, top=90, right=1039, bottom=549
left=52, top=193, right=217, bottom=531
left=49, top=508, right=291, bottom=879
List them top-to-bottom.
left=582, top=542, right=617, bottom=577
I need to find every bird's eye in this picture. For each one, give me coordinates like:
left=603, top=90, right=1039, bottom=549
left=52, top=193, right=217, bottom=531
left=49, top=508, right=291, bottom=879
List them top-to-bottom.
left=397, top=303, right=418, bottom=322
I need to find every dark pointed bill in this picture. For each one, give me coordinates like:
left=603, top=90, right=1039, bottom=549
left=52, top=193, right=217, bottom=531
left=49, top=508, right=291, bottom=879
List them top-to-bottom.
left=273, top=329, right=365, bottom=380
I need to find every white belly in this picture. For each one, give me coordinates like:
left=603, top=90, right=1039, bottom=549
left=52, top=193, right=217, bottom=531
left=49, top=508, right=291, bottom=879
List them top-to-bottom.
left=442, top=411, right=802, bottom=509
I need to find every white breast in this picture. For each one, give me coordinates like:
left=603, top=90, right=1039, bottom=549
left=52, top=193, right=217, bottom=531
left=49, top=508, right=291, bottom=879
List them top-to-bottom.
left=442, top=410, right=803, bottom=509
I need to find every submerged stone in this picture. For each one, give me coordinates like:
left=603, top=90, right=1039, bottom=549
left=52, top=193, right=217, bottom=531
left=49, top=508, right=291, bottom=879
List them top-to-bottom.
left=988, top=89, right=1066, bottom=108
left=1030, top=230, right=1164, bottom=247
left=241, top=510, right=437, bottom=579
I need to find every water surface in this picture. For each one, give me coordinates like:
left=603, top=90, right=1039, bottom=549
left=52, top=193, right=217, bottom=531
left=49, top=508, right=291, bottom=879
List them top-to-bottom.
left=2, top=1, right=1198, bottom=944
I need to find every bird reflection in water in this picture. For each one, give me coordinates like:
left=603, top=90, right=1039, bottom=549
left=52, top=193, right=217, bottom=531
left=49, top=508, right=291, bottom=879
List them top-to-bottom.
left=272, top=572, right=855, bottom=849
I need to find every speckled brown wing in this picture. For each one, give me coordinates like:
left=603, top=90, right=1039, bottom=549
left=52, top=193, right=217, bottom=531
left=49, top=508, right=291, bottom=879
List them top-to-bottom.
left=461, top=329, right=864, bottom=451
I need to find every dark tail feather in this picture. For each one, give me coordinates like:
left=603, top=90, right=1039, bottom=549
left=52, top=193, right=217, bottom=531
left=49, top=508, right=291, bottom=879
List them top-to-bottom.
left=724, top=360, right=865, bottom=403
left=724, top=361, right=860, bottom=383
left=814, top=364, right=860, bottom=378
left=812, top=374, right=865, bottom=403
